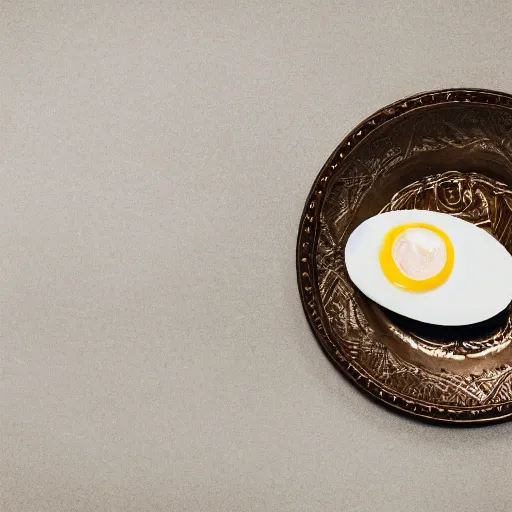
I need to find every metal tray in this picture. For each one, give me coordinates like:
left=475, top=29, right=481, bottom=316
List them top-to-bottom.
left=297, top=89, right=512, bottom=424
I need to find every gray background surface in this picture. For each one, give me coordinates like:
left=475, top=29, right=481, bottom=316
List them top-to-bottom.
left=3, top=1, right=512, bottom=511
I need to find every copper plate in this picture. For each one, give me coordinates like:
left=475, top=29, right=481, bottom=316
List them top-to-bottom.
left=297, top=88, right=512, bottom=424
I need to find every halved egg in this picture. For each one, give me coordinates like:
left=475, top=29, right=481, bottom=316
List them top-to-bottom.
left=345, top=210, right=512, bottom=326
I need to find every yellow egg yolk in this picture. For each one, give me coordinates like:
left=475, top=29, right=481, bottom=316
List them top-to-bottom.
left=379, top=222, right=454, bottom=292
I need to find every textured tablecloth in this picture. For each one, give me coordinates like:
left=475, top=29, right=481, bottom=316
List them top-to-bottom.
left=3, top=2, right=512, bottom=511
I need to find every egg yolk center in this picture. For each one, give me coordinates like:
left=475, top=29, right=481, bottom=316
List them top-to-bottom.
left=379, top=223, right=454, bottom=292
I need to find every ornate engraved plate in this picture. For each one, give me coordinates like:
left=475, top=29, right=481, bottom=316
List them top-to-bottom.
left=297, top=89, right=512, bottom=423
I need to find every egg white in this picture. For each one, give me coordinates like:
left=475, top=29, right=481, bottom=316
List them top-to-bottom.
left=345, top=210, right=512, bottom=326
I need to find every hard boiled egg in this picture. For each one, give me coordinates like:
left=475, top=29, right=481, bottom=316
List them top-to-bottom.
left=345, top=210, right=512, bottom=326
